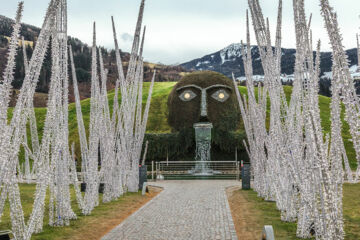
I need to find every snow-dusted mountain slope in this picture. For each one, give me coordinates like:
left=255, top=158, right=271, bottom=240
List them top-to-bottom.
left=181, top=43, right=358, bottom=79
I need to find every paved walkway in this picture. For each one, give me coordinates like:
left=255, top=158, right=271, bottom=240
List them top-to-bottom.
left=102, top=181, right=240, bottom=240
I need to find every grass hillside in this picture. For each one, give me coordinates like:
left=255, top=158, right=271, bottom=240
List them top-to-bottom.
left=7, top=83, right=358, bottom=169
left=238, top=86, right=356, bottom=169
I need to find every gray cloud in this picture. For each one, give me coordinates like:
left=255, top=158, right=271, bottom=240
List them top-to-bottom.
left=1, top=0, right=359, bottom=64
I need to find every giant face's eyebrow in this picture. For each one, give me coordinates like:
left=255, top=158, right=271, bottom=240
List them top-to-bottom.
left=176, top=84, right=232, bottom=92
left=176, top=84, right=203, bottom=92
left=204, top=84, right=232, bottom=91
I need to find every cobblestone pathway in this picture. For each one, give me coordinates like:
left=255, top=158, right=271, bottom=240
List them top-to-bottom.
left=102, top=180, right=240, bottom=240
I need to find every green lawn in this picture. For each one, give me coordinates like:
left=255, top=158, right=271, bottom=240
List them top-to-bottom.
left=8, top=82, right=177, bottom=163
left=2, top=83, right=359, bottom=239
left=7, top=83, right=358, bottom=169
left=238, top=86, right=357, bottom=169
left=238, top=183, right=360, bottom=239
left=0, top=184, right=157, bottom=240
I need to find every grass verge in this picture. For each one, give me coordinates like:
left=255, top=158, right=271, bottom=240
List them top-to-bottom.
left=227, top=183, right=360, bottom=240
left=0, top=184, right=161, bottom=240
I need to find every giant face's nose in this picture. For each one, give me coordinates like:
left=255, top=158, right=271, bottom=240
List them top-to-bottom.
left=200, top=89, right=208, bottom=117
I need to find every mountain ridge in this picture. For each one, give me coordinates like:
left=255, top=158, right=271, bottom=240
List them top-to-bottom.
left=180, top=43, right=359, bottom=79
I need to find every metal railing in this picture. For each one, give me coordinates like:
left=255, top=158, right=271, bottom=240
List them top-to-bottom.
left=153, top=161, right=240, bottom=180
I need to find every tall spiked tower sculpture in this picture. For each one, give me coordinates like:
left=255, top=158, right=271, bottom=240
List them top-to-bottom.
left=47, top=0, right=76, bottom=226
left=111, top=0, right=155, bottom=192
left=234, top=0, right=348, bottom=239
left=357, top=34, right=360, bottom=72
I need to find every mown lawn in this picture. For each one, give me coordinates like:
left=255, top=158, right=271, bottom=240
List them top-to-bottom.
left=7, top=82, right=177, bottom=164
left=3, top=83, right=359, bottom=239
left=7, top=83, right=358, bottom=169
left=238, top=86, right=357, bottom=169
left=230, top=183, right=360, bottom=240
left=0, top=184, right=159, bottom=240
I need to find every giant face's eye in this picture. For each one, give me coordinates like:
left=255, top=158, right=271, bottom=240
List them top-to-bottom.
left=179, top=89, right=197, bottom=101
left=211, top=89, right=229, bottom=102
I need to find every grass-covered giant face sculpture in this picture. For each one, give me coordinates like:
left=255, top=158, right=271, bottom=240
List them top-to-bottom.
left=168, top=71, right=240, bottom=132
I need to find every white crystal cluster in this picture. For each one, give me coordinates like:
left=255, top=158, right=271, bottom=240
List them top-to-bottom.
left=0, top=0, right=153, bottom=238
left=235, top=0, right=359, bottom=239
left=319, top=0, right=360, bottom=182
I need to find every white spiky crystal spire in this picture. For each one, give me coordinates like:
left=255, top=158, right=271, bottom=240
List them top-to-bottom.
left=0, top=0, right=154, bottom=238
left=234, top=0, right=354, bottom=239
left=357, top=34, right=360, bottom=72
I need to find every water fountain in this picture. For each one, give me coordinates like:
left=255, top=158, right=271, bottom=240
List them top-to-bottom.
left=192, top=122, right=213, bottom=175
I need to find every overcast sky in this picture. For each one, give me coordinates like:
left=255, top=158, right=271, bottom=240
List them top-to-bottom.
left=1, top=0, right=359, bottom=64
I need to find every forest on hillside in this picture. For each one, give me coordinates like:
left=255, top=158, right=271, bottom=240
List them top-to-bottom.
left=0, top=15, right=187, bottom=103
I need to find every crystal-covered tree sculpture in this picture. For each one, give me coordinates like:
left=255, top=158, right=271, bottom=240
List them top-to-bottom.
left=235, top=0, right=350, bottom=239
